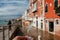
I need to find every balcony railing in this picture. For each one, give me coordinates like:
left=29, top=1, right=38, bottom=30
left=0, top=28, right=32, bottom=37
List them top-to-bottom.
left=32, top=2, right=37, bottom=12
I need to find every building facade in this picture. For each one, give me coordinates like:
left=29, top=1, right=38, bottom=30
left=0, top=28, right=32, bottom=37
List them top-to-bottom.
left=22, top=0, right=60, bottom=40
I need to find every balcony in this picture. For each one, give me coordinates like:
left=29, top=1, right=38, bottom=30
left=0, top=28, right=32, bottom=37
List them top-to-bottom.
left=32, top=2, right=37, bottom=13
left=25, top=17, right=33, bottom=21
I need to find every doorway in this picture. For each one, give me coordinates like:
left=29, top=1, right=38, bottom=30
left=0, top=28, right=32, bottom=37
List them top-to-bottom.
left=49, top=22, right=54, bottom=32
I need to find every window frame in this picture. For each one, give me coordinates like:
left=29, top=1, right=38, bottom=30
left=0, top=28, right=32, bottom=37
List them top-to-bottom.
left=56, top=20, right=59, bottom=24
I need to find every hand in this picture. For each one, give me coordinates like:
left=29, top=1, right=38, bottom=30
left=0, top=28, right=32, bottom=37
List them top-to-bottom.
left=12, top=36, right=27, bottom=40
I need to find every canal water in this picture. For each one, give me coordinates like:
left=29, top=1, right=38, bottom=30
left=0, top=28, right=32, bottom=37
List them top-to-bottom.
left=25, top=27, right=60, bottom=40
left=40, top=31, right=60, bottom=40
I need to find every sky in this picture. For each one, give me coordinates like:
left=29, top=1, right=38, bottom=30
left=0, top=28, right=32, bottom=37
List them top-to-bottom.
left=0, top=0, right=29, bottom=16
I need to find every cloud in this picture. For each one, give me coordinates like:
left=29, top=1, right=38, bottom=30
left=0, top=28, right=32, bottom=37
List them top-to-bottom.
left=0, top=0, right=29, bottom=15
left=0, top=0, right=26, bottom=1
left=0, top=5, right=28, bottom=15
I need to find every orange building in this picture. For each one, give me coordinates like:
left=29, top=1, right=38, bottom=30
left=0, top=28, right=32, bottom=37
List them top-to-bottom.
left=44, top=0, right=60, bottom=36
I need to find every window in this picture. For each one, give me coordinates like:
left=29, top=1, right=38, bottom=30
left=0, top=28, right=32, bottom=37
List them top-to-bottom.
left=54, top=0, right=58, bottom=8
left=55, top=0, right=60, bottom=16
left=45, top=4, right=48, bottom=12
left=55, top=6, right=60, bottom=16
left=36, top=16, right=38, bottom=27
left=56, top=20, right=59, bottom=24
left=36, top=21, right=38, bottom=27
left=41, top=23, right=43, bottom=29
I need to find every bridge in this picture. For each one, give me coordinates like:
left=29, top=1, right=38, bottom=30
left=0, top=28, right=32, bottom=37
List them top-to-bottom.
left=0, top=19, right=24, bottom=40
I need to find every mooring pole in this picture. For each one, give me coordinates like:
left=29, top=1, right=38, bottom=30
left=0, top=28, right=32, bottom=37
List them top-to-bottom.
left=3, top=26, right=5, bottom=40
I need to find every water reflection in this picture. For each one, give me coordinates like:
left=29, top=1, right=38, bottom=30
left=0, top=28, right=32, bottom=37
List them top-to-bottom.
left=40, top=31, right=54, bottom=40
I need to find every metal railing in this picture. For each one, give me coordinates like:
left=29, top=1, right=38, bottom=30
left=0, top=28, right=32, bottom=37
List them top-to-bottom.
left=0, top=21, right=22, bottom=40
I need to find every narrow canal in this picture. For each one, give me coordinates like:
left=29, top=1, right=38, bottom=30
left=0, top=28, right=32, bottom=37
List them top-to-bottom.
left=40, top=31, right=60, bottom=40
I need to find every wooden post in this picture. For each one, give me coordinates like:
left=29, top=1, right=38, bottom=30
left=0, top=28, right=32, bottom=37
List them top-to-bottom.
left=8, top=25, right=10, bottom=40
left=3, top=26, right=5, bottom=40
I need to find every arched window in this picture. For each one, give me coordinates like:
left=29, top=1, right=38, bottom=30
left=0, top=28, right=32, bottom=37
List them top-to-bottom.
left=45, top=4, right=48, bottom=12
